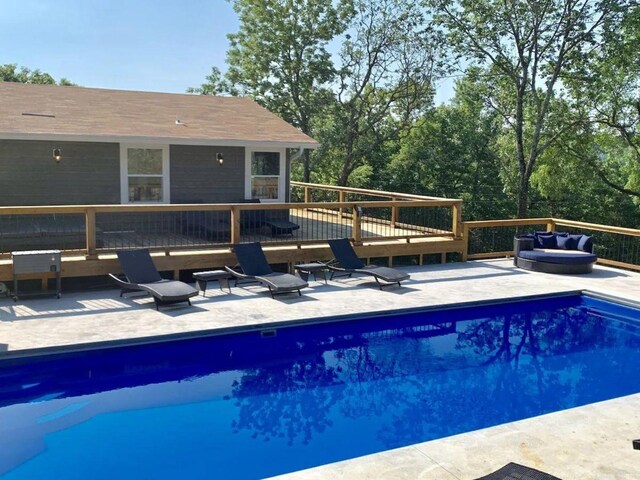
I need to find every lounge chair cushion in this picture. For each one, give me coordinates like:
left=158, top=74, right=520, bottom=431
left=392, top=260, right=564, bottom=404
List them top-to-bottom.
left=517, top=249, right=597, bottom=265
left=117, top=250, right=163, bottom=284
left=360, top=265, right=410, bottom=282
left=256, top=272, right=308, bottom=292
left=139, top=279, right=198, bottom=301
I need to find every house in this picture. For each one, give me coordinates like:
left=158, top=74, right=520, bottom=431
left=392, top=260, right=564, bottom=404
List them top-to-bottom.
left=0, top=82, right=318, bottom=206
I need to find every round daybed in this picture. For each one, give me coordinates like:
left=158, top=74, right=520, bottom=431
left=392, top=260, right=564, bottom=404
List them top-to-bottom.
left=513, top=232, right=597, bottom=274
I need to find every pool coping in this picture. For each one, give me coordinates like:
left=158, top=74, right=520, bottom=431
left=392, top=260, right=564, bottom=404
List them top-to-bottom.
left=1, top=287, right=635, bottom=364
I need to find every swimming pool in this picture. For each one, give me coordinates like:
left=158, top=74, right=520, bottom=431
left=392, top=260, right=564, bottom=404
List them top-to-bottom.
left=0, top=293, right=639, bottom=479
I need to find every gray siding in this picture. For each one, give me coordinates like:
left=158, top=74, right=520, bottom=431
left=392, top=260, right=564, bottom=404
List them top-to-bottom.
left=0, top=140, right=120, bottom=206
left=170, top=145, right=245, bottom=203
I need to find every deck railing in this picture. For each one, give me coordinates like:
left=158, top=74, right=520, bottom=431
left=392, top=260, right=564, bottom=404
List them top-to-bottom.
left=0, top=185, right=463, bottom=259
left=463, top=217, right=640, bottom=271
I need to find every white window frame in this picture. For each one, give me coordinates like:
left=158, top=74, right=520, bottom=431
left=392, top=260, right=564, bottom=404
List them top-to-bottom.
left=120, top=144, right=170, bottom=204
left=244, top=147, right=286, bottom=203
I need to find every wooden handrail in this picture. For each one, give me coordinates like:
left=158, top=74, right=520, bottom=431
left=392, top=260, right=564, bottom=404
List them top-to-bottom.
left=291, top=181, right=462, bottom=202
left=0, top=199, right=459, bottom=215
left=463, top=218, right=552, bottom=228
left=552, top=218, right=640, bottom=237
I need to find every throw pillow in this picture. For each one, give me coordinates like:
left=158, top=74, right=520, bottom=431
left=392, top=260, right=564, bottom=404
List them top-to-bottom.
left=532, top=230, right=551, bottom=248
left=536, top=233, right=557, bottom=249
left=556, top=235, right=577, bottom=250
left=577, top=235, right=594, bottom=253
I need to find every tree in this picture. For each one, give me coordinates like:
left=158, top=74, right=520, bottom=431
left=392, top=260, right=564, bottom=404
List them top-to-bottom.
left=201, top=0, right=353, bottom=182
left=328, top=0, right=443, bottom=186
left=428, top=0, right=628, bottom=217
left=559, top=4, right=640, bottom=200
left=0, top=64, right=74, bottom=85
left=383, top=72, right=510, bottom=220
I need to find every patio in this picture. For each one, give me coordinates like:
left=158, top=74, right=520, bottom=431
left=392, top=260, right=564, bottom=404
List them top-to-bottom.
left=1, top=259, right=639, bottom=479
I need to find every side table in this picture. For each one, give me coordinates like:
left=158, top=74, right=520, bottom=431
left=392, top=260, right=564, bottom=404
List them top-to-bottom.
left=294, top=263, right=328, bottom=284
left=192, top=270, right=234, bottom=296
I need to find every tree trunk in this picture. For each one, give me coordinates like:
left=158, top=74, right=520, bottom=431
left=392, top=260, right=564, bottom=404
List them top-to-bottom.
left=517, top=178, right=529, bottom=218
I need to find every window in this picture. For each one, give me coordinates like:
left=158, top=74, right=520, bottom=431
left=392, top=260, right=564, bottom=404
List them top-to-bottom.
left=120, top=146, right=170, bottom=203
left=249, top=151, right=282, bottom=201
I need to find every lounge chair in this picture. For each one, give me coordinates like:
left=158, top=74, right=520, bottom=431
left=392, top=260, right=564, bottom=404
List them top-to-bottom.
left=325, top=238, right=410, bottom=289
left=225, top=242, right=308, bottom=297
left=109, top=249, right=198, bottom=310
left=474, top=462, right=561, bottom=480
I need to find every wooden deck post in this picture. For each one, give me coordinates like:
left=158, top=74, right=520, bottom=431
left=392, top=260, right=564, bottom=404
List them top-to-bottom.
left=304, top=187, right=310, bottom=204
left=338, top=191, right=346, bottom=221
left=390, top=197, right=398, bottom=228
left=452, top=202, right=463, bottom=238
left=352, top=204, right=362, bottom=245
left=231, top=206, right=241, bottom=245
left=85, top=207, right=97, bottom=259
left=546, top=218, right=555, bottom=233
left=461, top=223, right=469, bottom=262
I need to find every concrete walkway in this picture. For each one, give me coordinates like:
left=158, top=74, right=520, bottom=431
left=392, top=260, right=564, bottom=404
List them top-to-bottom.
left=1, top=259, right=639, bottom=479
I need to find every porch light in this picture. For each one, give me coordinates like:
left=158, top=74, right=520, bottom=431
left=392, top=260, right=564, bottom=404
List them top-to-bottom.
left=53, top=148, right=62, bottom=163
left=216, top=153, right=224, bottom=166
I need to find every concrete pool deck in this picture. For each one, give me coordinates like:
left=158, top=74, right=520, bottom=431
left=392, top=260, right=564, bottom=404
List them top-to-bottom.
left=1, top=258, right=639, bottom=478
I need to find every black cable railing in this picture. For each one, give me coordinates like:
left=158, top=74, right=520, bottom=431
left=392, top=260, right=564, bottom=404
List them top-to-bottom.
left=0, top=214, right=86, bottom=255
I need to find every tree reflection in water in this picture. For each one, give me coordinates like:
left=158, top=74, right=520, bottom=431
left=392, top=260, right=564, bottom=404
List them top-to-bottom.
left=228, top=304, right=640, bottom=449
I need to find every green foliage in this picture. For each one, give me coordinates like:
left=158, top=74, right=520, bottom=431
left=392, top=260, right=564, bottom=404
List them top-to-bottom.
left=197, top=0, right=640, bottom=227
left=207, top=0, right=354, bottom=181
left=325, top=0, right=446, bottom=186
left=427, top=0, right=629, bottom=217
left=0, top=64, right=75, bottom=85
left=381, top=73, right=511, bottom=220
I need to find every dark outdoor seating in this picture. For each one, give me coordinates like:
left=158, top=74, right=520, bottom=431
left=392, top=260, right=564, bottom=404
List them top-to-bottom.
left=179, top=199, right=300, bottom=239
left=240, top=199, right=300, bottom=236
left=514, top=231, right=597, bottom=274
left=324, top=238, right=410, bottom=289
left=225, top=242, right=308, bottom=297
left=109, top=249, right=198, bottom=310
left=474, top=462, right=561, bottom=480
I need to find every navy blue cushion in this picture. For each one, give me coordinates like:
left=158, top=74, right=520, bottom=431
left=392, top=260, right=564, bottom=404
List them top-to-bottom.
left=532, top=231, right=551, bottom=248
left=536, top=233, right=557, bottom=249
left=568, top=234, right=583, bottom=249
left=556, top=235, right=578, bottom=250
left=577, top=235, right=593, bottom=253
left=518, top=249, right=597, bottom=265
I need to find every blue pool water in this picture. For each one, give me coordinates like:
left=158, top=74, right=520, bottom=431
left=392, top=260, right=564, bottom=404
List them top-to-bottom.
left=1, top=294, right=640, bottom=479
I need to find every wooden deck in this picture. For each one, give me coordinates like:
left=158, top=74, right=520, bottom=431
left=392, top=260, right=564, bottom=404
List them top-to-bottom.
left=0, top=235, right=464, bottom=282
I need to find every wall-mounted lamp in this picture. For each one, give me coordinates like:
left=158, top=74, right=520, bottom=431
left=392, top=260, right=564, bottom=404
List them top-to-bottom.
left=53, top=148, right=62, bottom=163
left=216, top=152, right=224, bottom=166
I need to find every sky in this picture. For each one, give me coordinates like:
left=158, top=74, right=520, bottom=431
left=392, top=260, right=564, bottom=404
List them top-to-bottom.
left=1, top=0, right=454, bottom=102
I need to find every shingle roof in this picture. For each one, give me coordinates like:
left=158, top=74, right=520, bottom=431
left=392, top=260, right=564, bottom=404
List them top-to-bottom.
left=0, top=82, right=318, bottom=147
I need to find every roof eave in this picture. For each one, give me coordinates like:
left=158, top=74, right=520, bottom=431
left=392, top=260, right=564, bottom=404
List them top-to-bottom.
left=0, top=132, right=320, bottom=149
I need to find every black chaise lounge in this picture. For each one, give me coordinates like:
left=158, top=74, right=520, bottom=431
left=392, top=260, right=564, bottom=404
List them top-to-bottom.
left=325, top=238, right=410, bottom=289
left=225, top=242, right=308, bottom=297
left=109, top=249, right=198, bottom=310
left=474, top=462, right=561, bottom=480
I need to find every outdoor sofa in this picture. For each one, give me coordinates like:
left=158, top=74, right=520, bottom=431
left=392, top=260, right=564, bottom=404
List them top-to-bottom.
left=514, top=231, right=597, bottom=274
